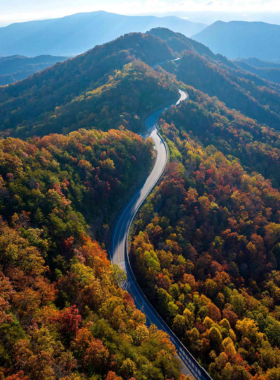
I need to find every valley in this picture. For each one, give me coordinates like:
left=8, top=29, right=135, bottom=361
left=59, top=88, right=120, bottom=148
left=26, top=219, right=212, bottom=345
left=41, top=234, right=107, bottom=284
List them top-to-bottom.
left=1, top=14, right=280, bottom=380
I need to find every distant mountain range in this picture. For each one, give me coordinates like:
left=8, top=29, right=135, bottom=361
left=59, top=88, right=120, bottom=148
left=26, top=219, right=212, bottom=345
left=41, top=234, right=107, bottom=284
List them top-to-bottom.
left=0, top=11, right=206, bottom=57
left=192, top=21, right=280, bottom=61
left=0, top=55, right=67, bottom=85
left=236, top=57, right=280, bottom=68
left=234, top=58, right=280, bottom=84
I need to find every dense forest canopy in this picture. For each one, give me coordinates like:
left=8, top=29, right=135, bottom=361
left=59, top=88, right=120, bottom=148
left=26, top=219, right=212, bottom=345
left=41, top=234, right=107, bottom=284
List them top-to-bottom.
left=2, top=26, right=280, bottom=380
left=2, top=28, right=280, bottom=140
left=147, top=28, right=215, bottom=58
left=0, top=29, right=196, bottom=380
left=0, top=33, right=175, bottom=139
left=3, top=60, right=177, bottom=139
left=131, top=73, right=280, bottom=378
left=163, top=85, right=280, bottom=189
left=0, top=128, right=189, bottom=380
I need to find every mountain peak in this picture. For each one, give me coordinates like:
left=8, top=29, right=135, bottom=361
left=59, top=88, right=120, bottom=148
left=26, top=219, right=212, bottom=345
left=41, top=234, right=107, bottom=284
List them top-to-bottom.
left=192, top=19, right=280, bottom=60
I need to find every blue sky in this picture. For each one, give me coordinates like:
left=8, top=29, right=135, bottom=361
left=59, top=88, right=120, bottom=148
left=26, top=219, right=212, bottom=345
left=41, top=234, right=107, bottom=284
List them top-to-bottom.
left=1, top=0, right=280, bottom=26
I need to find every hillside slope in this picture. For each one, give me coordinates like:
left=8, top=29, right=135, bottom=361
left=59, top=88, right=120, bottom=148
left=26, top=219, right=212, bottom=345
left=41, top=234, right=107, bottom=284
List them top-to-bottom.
left=3, top=27, right=280, bottom=139
left=148, top=27, right=215, bottom=58
left=148, top=28, right=280, bottom=130
left=0, top=32, right=178, bottom=139
left=164, top=52, right=280, bottom=128
left=130, top=83, right=280, bottom=380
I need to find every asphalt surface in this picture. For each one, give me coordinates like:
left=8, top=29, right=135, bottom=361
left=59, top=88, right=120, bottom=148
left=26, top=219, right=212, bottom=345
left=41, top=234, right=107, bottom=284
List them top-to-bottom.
left=152, top=57, right=181, bottom=70
left=110, top=89, right=212, bottom=380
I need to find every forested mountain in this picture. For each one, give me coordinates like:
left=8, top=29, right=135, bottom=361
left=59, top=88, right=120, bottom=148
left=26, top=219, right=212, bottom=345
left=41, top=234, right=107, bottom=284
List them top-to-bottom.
left=0, top=11, right=205, bottom=56
left=192, top=20, right=280, bottom=61
left=3, top=25, right=280, bottom=380
left=9, top=27, right=280, bottom=142
left=148, top=28, right=215, bottom=58
left=149, top=28, right=280, bottom=131
left=0, top=30, right=197, bottom=380
left=0, top=32, right=178, bottom=139
left=161, top=52, right=280, bottom=129
left=0, top=55, right=68, bottom=85
left=131, top=83, right=280, bottom=379
left=166, top=86, right=280, bottom=189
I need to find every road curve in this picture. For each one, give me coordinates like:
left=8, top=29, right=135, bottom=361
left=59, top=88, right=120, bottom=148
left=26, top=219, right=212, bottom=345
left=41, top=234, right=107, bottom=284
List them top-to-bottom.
left=110, top=90, right=212, bottom=380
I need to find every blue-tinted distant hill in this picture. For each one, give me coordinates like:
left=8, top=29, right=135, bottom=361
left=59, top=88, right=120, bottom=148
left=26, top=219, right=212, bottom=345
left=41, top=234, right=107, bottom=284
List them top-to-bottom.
left=0, top=11, right=206, bottom=57
left=192, top=20, right=280, bottom=61
left=0, top=55, right=68, bottom=85
left=236, top=57, right=280, bottom=68
left=234, top=58, right=280, bottom=84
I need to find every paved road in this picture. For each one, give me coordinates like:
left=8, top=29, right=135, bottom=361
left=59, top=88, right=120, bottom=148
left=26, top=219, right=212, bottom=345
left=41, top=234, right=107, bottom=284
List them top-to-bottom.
left=152, top=57, right=181, bottom=70
left=110, top=89, right=212, bottom=380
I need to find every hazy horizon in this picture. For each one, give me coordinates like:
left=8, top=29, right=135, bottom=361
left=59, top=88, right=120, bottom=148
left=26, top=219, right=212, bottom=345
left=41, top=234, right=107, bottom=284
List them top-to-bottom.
left=1, top=0, right=280, bottom=27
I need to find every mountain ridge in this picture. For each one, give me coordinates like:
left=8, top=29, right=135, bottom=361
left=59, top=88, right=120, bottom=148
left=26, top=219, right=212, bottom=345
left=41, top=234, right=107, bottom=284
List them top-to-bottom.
left=0, top=11, right=206, bottom=57
left=192, top=20, right=280, bottom=61
left=3, top=26, right=280, bottom=380
left=148, top=28, right=280, bottom=130
left=0, top=31, right=178, bottom=138
left=0, top=54, right=68, bottom=85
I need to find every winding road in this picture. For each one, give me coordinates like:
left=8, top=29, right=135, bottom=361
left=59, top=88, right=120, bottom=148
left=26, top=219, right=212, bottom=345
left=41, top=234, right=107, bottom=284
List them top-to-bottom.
left=110, top=89, right=212, bottom=380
